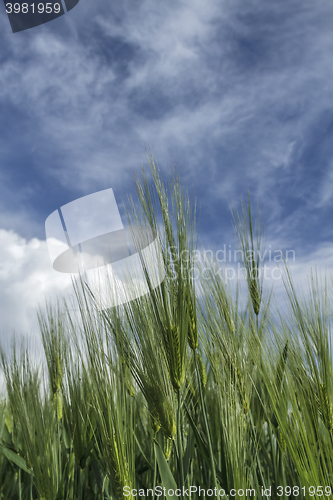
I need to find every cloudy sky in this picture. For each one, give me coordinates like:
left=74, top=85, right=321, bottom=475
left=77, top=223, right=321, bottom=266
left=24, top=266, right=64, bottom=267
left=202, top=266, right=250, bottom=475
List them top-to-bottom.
left=1, top=0, right=333, bottom=345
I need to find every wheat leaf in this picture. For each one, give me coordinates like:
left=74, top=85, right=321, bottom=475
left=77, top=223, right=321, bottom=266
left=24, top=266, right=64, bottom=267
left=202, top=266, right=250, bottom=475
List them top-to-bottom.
left=153, top=438, right=177, bottom=498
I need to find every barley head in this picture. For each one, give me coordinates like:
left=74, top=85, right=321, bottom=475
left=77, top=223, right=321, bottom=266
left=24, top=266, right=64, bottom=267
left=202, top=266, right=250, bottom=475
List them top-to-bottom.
left=250, top=279, right=260, bottom=316
left=168, top=324, right=185, bottom=391
left=197, top=353, right=207, bottom=388
left=319, top=383, right=333, bottom=433
left=53, top=387, right=63, bottom=421
left=279, top=431, right=287, bottom=453
left=107, top=435, right=133, bottom=500
left=164, top=436, right=174, bottom=461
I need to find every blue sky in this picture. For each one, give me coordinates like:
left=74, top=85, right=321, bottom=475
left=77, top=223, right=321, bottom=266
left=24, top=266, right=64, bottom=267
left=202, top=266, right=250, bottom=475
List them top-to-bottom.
left=1, top=0, right=333, bottom=340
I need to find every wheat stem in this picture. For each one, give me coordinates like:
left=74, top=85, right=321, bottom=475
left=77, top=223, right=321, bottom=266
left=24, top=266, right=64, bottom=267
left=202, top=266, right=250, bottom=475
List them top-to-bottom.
left=194, top=350, right=219, bottom=495
left=177, top=389, right=184, bottom=499
left=153, top=432, right=157, bottom=500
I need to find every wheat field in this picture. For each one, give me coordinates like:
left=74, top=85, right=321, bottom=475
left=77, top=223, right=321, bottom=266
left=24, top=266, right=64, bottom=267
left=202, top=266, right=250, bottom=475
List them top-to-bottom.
left=0, top=155, right=332, bottom=500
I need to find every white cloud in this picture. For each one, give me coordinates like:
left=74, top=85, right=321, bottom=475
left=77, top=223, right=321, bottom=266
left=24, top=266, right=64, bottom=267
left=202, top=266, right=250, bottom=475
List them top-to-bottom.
left=315, top=162, right=333, bottom=209
left=1, top=225, right=333, bottom=338
left=0, top=229, right=72, bottom=345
